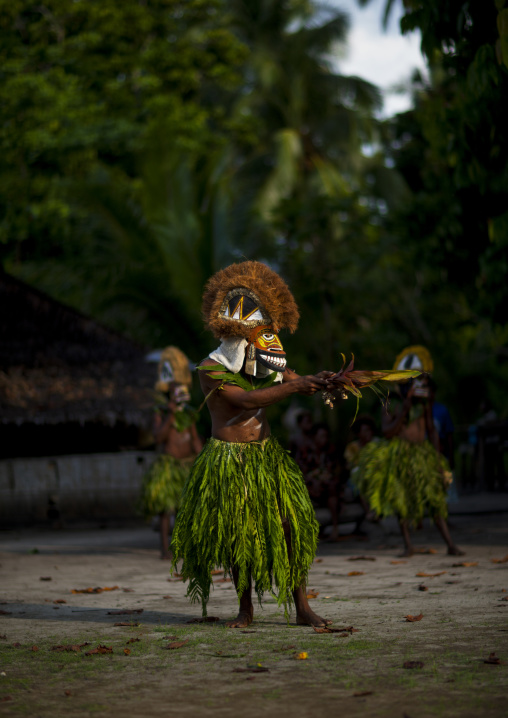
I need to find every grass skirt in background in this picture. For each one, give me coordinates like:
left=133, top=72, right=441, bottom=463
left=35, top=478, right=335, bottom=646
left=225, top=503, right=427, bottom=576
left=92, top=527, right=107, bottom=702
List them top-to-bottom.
left=171, top=436, right=319, bottom=617
left=354, top=438, right=450, bottom=525
left=139, top=454, right=194, bottom=517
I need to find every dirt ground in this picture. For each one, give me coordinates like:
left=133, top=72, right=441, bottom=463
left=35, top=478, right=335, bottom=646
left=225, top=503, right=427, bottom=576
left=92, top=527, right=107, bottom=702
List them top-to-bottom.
left=1, top=513, right=507, bottom=718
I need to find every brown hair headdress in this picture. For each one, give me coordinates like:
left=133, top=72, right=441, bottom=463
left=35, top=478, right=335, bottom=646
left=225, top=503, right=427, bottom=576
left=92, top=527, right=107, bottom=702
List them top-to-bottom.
left=202, top=261, right=299, bottom=339
left=155, top=346, right=192, bottom=392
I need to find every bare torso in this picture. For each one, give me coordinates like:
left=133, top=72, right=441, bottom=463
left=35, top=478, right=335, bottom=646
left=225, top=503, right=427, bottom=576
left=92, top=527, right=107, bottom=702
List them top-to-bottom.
left=154, top=409, right=202, bottom=459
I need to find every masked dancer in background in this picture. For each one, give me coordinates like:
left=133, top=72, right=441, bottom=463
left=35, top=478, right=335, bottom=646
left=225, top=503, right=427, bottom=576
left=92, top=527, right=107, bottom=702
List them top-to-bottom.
left=171, top=261, right=346, bottom=628
left=354, top=346, right=463, bottom=557
left=140, top=347, right=203, bottom=559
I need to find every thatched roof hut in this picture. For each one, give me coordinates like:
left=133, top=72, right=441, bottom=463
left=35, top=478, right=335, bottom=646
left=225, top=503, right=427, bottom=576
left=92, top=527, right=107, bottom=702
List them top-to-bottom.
left=0, top=272, right=154, bottom=455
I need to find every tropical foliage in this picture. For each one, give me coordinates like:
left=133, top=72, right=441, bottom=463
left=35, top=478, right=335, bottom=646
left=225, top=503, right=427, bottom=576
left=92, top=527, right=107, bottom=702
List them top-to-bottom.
left=1, top=0, right=506, bottom=429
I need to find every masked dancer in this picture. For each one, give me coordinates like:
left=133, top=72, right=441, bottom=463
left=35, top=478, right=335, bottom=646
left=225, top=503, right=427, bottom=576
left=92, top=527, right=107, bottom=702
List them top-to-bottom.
left=171, top=261, right=343, bottom=627
left=354, top=346, right=463, bottom=557
left=140, top=347, right=203, bottom=559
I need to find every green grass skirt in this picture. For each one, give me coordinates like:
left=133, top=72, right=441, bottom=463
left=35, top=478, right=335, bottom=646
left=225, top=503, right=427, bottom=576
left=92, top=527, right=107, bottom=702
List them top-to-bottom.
left=171, top=436, right=319, bottom=617
left=354, top=437, right=449, bottom=525
left=139, top=454, right=194, bottom=517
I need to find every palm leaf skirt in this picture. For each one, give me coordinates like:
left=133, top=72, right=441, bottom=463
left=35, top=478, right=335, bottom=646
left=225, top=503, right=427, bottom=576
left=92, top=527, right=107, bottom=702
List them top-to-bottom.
left=171, top=436, right=319, bottom=617
left=354, top=437, right=450, bottom=525
left=139, top=454, right=193, bottom=516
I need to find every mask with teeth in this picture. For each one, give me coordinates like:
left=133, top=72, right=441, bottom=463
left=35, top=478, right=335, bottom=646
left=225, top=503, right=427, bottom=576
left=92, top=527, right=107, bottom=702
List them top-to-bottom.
left=245, top=325, right=287, bottom=376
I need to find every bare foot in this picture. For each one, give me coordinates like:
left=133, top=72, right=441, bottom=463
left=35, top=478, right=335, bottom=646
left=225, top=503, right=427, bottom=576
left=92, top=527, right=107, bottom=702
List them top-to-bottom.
left=447, top=546, right=465, bottom=556
left=399, top=548, right=414, bottom=558
left=296, top=608, right=332, bottom=627
left=226, top=610, right=253, bottom=628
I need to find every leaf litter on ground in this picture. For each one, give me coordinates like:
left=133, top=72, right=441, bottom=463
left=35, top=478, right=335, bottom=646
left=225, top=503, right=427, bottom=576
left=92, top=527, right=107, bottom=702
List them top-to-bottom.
left=491, top=555, right=508, bottom=564
left=347, top=556, right=376, bottom=561
left=451, top=562, right=478, bottom=567
left=348, top=571, right=365, bottom=576
left=416, top=572, right=446, bottom=577
left=71, top=586, right=119, bottom=594
left=107, top=609, right=143, bottom=615
left=404, top=614, right=424, bottom=622
left=186, top=616, right=220, bottom=623
left=113, top=622, right=139, bottom=627
left=163, top=640, right=189, bottom=650
left=84, top=645, right=113, bottom=656
left=484, top=652, right=504, bottom=665
left=403, top=661, right=424, bottom=669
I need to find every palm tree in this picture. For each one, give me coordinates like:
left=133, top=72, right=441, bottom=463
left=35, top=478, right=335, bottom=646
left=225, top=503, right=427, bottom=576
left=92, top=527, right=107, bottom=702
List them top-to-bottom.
left=229, top=0, right=382, bottom=216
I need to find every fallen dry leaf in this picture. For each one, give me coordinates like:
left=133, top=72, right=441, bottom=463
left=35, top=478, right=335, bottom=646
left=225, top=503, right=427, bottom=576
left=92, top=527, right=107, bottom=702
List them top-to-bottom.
left=414, top=548, right=437, bottom=554
left=491, top=555, right=508, bottom=564
left=348, top=556, right=376, bottom=561
left=314, top=558, right=323, bottom=563
left=390, top=560, right=407, bottom=565
left=452, top=562, right=478, bottom=568
left=211, top=569, right=224, bottom=575
left=347, top=571, right=365, bottom=576
left=416, top=572, right=446, bottom=577
left=173, top=573, right=183, bottom=578
left=167, top=576, right=184, bottom=582
left=40, top=577, right=52, bottom=581
left=213, top=577, right=232, bottom=583
left=418, top=585, right=428, bottom=592
left=71, top=586, right=119, bottom=594
left=122, top=588, right=135, bottom=593
left=306, top=590, right=319, bottom=599
left=162, top=595, right=172, bottom=599
left=500, top=597, right=508, bottom=602
left=53, top=599, right=66, bottom=604
left=107, top=609, right=143, bottom=615
left=0, top=611, right=12, bottom=616
left=405, top=614, right=424, bottom=622
left=186, top=616, right=220, bottom=623
left=113, top=622, right=139, bottom=627
left=313, top=626, right=352, bottom=635
left=240, top=630, right=256, bottom=634
left=0, top=635, right=6, bottom=640
left=162, top=635, right=178, bottom=641
left=126, top=638, right=141, bottom=645
left=164, top=640, right=189, bottom=650
left=12, top=643, right=21, bottom=648
left=51, top=643, right=90, bottom=652
left=84, top=645, right=113, bottom=656
left=273, top=645, right=296, bottom=652
left=31, top=646, right=39, bottom=652
left=123, top=648, right=131, bottom=656
left=294, top=652, right=308, bottom=660
left=484, top=652, right=504, bottom=665
left=403, top=661, right=424, bottom=669
left=232, top=666, right=269, bottom=673
left=64, top=690, right=72, bottom=697
left=353, top=691, right=374, bottom=697
left=0, top=696, right=13, bottom=702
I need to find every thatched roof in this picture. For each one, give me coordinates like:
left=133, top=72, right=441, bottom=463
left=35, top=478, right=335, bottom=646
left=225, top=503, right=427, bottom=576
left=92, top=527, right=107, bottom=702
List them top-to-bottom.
left=0, top=272, right=153, bottom=426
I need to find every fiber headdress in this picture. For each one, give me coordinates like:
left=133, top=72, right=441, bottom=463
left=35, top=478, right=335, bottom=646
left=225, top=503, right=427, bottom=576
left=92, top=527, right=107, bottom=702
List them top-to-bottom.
left=202, top=261, right=299, bottom=339
left=155, top=346, right=192, bottom=392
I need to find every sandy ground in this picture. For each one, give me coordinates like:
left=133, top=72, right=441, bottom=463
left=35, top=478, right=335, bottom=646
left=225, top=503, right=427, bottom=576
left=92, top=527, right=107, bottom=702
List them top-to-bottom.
left=1, top=514, right=507, bottom=717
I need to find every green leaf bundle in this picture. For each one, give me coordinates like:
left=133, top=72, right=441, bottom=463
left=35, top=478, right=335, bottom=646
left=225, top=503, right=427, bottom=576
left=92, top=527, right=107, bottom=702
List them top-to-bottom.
left=353, top=437, right=450, bottom=525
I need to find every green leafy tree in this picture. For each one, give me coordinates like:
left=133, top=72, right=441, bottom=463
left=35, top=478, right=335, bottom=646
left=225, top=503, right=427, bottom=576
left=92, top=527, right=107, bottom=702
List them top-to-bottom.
left=0, top=0, right=246, bottom=268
